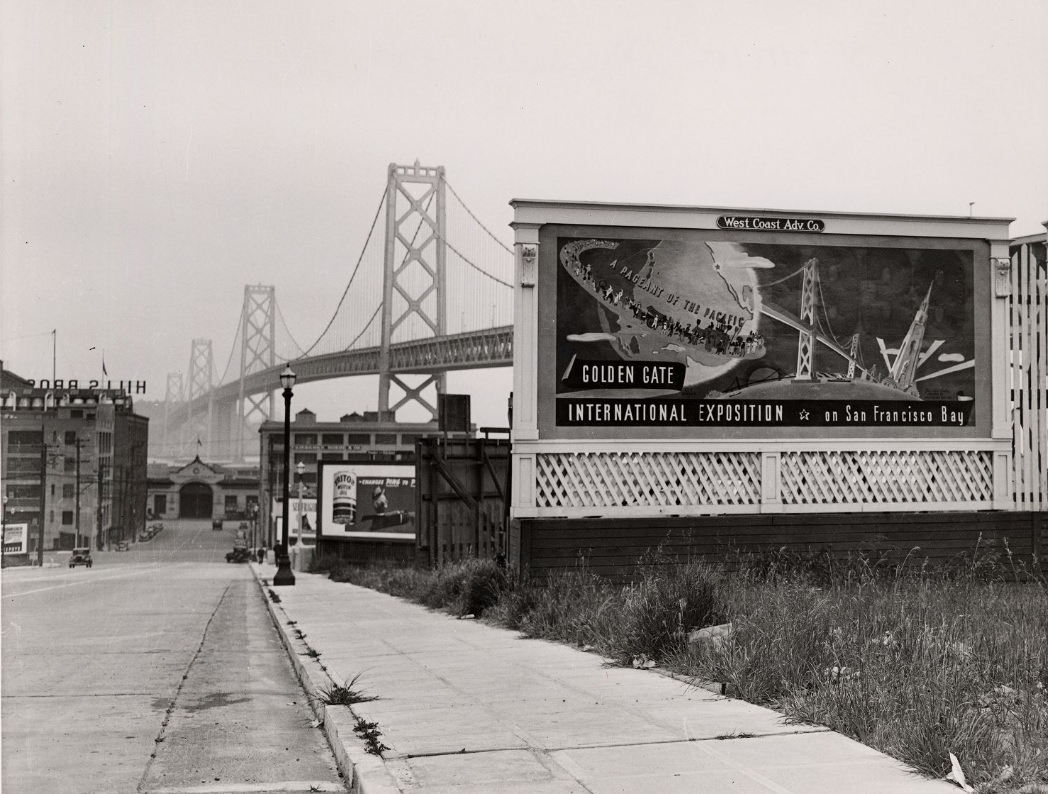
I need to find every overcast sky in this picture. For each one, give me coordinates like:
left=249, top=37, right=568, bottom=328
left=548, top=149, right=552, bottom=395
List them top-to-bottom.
left=2, top=0, right=1046, bottom=434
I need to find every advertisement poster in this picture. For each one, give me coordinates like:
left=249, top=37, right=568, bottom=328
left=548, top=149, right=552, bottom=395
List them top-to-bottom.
left=546, top=230, right=986, bottom=438
left=318, top=463, right=416, bottom=540
left=272, top=498, right=317, bottom=544
left=3, top=524, right=28, bottom=555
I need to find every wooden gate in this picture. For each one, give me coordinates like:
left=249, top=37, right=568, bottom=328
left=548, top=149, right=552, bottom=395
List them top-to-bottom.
left=1009, top=232, right=1048, bottom=551
left=416, top=434, right=510, bottom=566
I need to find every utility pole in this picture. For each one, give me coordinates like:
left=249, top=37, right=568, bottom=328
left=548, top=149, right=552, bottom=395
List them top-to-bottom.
left=37, top=427, right=48, bottom=566
left=75, top=439, right=82, bottom=548
left=97, top=462, right=105, bottom=551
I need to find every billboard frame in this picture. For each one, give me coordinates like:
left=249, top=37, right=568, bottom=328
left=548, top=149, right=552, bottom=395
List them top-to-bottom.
left=510, top=200, right=1016, bottom=520
left=316, top=460, right=417, bottom=541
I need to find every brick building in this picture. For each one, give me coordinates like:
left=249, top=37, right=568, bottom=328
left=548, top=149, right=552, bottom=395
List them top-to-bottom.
left=2, top=365, right=149, bottom=556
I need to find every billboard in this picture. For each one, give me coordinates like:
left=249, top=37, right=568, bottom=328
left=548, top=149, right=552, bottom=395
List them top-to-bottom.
left=540, top=226, right=990, bottom=439
left=317, top=462, right=416, bottom=540
left=272, top=498, right=317, bottom=544
left=3, top=524, right=28, bottom=555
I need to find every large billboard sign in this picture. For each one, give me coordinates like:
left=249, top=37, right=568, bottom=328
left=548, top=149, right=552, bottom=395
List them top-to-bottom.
left=540, top=225, right=990, bottom=439
left=317, top=462, right=416, bottom=540
left=3, top=524, right=28, bottom=555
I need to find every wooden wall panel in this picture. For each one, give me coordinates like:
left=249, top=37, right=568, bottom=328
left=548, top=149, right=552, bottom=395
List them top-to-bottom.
left=517, top=512, right=1042, bottom=582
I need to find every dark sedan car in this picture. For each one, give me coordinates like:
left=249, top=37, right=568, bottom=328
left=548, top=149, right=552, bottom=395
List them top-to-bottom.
left=69, top=548, right=93, bottom=568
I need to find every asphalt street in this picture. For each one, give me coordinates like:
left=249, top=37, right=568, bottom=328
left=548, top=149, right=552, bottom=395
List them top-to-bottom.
left=1, top=519, right=346, bottom=794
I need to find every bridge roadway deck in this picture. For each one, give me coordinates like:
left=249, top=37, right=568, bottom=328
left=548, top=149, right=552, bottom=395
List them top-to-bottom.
left=167, top=325, right=513, bottom=426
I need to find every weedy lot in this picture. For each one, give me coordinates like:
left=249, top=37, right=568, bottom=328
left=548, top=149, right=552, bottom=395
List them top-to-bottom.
left=311, top=546, right=1047, bottom=794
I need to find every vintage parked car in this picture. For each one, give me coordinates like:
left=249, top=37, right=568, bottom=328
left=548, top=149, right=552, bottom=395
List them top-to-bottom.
left=212, top=518, right=224, bottom=530
left=114, top=541, right=130, bottom=552
left=69, top=547, right=93, bottom=568
left=226, top=547, right=251, bottom=563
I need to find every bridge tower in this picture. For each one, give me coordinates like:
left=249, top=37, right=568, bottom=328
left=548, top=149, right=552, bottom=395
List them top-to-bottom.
left=379, top=161, right=448, bottom=420
left=795, top=258, right=819, bottom=380
left=890, top=283, right=933, bottom=395
left=235, top=285, right=277, bottom=461
left=846, top=333, right=861, bottom=381
left=185, top=339, right=214, bottom=459
left=162, top=372, right=183, bottom=461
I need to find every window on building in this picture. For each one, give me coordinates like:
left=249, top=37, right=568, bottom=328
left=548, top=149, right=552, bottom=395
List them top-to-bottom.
left=8, top=430, right=42, bottom=447
left=64, top=430, right=77, bottom=445
left=293, top=433, right=317, bottom=446
left=321, top=433, right=344, bottom=446
left=345, top=433, right=370, bottom=445
left=374, top=433, right=397, bottom=445
left=400, top=433, right=419, bottom=446
left=294, top=453, right=317, bottom=466
left=321, top=453, right=346, bottom=461
left=7, top=458, right=41, bottom=474
left=64, top=458, right=75, bottom=473
left=7, top=483, right=41, bottom=500
left=63, top=483, right=74, bottom=499
left=153, top=494, right=166, bottom=515
left=224, top=495, right=238, bottom=513
left=61, top=510, right=73, bottom=525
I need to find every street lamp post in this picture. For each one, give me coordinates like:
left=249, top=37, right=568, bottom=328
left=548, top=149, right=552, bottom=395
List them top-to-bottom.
left=272, top=365, right=296, bottom=586
left=250, top=502, right=259, bottom=554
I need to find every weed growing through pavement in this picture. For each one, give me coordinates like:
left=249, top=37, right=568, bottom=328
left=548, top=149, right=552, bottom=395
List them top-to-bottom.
left=318, top=673, right=379, bottom=707
left=353, top=716, right=389, bottom=756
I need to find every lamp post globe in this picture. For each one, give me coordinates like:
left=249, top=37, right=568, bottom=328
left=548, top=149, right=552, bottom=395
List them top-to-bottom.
left=273, top=365, right=297, bottom=586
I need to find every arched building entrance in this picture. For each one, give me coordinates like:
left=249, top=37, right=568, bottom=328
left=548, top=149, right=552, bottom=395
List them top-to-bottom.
left=179, top=482, right=213, bottom=519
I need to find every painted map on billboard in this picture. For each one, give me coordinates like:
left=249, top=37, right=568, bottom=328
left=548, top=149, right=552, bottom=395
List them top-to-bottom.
left=554, top=235, right=977, bottom=430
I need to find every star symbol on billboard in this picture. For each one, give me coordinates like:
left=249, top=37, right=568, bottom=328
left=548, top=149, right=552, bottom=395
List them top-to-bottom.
left=799, top=409, right=811, bottom=421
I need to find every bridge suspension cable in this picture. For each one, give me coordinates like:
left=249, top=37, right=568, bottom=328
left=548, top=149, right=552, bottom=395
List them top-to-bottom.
left=445, top=180, right=514, bottom=255
left=297, top=189, right=387, bottom=359
left=216, top=303, right=246, bottom=387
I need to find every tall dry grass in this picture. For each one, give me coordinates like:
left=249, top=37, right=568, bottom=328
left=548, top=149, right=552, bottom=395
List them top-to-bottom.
left=675, top=549, right=1047, bottom=791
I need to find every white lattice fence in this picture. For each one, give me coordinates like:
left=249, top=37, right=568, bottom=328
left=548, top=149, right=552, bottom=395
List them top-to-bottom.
left=532, top=449, right=995, bottom=512
left=779, top=450, right=994, bottom=506
left=535, top=451, right=761, bottom=509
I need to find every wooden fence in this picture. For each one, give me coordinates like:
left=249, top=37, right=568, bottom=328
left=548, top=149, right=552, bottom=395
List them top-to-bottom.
left=415, top=433, right=511, bottom=566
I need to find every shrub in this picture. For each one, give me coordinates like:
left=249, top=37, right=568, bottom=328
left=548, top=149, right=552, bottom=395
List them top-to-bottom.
left=421, top=557, right=510, bottom=617
left=607, top=562, right=728, bottom=665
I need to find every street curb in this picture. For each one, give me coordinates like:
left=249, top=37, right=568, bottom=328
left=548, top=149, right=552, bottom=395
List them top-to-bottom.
left=250, top=566, right=403, bottom=794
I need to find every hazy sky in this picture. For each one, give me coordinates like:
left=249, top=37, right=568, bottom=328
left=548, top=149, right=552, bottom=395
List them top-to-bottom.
left=2, top=0, right=1046, bottom=433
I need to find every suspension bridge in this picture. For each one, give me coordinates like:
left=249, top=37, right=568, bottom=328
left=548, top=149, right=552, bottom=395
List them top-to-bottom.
left=158, top=162, right=516, bottom=461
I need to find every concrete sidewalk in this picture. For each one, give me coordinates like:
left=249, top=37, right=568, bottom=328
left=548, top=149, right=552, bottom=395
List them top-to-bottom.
left=252, top=564, right=956, bottom=793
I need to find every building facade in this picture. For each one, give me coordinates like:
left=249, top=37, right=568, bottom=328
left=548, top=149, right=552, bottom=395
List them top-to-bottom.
left=2, top=367, right=150, bottom=555
left=145, top=458, right=260, bottom=523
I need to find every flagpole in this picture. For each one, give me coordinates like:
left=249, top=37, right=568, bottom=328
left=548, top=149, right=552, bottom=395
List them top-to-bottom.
left=52, top=330, right=56, bottom=387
